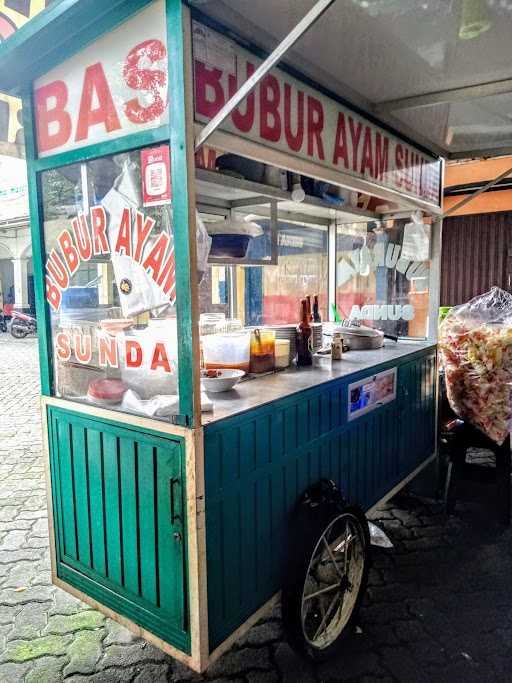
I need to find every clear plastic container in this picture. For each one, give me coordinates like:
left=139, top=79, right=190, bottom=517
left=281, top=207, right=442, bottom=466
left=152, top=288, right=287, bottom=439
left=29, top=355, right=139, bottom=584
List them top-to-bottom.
left=199, top=313, right=226, bottom=336
left=202, top=332, right=251, bottom=372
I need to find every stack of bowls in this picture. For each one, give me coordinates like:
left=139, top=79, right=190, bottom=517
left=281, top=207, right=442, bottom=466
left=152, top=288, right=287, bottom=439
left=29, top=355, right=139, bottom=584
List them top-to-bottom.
left=311, top=323, right=323, bottom=351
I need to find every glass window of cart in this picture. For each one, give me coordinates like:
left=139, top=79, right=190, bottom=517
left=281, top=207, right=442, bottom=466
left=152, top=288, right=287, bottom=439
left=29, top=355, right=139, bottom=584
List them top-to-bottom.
left=42, top=146, right=182, bottom=419
left=198, top=215, right=328, bottom=327
left=336, top=217, right=431, bottom=338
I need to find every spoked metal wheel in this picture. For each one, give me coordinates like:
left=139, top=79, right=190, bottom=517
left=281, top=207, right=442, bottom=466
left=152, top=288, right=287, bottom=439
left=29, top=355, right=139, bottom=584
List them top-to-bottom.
left=282, top=492, right=370, bottom=661
left=301, top=512, right=366, bottom=650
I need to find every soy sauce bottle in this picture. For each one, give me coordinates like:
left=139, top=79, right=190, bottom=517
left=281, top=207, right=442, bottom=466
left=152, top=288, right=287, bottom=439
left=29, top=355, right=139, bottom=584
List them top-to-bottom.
left=313, top=295, right=321, bottom=323
left=297, top=299, right=312, bottom=367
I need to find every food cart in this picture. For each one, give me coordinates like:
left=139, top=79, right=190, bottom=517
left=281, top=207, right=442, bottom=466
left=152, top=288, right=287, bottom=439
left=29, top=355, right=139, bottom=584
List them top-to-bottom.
left=0, top=0, right=444, bottom=671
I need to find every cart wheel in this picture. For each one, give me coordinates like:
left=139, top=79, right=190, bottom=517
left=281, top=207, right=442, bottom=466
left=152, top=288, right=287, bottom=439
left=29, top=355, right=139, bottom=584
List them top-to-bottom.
left=10, top=324, right=27, bottom=339
left=282, top=484, right=370, bottom=661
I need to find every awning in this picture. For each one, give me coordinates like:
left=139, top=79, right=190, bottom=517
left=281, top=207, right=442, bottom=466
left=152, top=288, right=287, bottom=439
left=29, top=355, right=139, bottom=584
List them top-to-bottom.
left=186, top=0, right=512, bottom=161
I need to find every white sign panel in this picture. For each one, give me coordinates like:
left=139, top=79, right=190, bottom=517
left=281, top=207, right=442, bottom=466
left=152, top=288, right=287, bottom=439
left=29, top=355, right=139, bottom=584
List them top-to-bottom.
left=33, top=1, right=168, bottom=157
left=192, top=22, right=441, bottom=207
left=0, top=154, right=28, bottom=219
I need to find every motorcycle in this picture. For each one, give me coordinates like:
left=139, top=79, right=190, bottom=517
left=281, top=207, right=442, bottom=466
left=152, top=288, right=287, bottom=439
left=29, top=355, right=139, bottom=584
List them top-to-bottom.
left=10, top=310, right=37, bottom=339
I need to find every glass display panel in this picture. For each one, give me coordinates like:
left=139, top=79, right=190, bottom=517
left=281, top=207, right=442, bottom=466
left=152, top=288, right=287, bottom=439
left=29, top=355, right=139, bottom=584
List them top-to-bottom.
left=42, top=146, right=180, bottom=420
left=198, top=214, right=328, bottom=327
left=336, top=218, right=431, bottom=338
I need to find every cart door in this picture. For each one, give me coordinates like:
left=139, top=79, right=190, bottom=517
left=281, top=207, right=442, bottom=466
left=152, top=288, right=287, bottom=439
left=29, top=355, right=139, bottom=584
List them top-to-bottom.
left=47, top=406, right=189, bottom=654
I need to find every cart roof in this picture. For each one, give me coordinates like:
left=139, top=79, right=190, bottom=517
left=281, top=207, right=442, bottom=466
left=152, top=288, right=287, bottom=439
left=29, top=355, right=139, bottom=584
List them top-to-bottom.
left=1, top=0, right=510, bottom=161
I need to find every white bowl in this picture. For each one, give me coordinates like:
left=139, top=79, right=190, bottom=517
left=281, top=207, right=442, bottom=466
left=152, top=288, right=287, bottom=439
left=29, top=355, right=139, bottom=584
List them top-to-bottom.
left=201, top=369, right=245, bottom=393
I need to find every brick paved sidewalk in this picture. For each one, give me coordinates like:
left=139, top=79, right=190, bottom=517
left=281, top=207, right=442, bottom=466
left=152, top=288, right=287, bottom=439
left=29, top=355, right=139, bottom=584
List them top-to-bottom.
left=1, top=336, right=511, bottom=683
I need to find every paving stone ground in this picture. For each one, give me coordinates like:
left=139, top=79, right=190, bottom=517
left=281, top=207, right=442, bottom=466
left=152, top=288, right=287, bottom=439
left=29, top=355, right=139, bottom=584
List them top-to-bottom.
left=1, top=335, right=512, bottom=682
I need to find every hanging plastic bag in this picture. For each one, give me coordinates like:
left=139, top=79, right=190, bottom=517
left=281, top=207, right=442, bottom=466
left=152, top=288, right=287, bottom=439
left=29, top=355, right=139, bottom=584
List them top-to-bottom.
left=102, top=156, right=211, bottom=317
left=102, top=156, right=173, bottom=318
left=401, top=211, right=430, bottom=262
left=439, top=287, right=512, bottom=444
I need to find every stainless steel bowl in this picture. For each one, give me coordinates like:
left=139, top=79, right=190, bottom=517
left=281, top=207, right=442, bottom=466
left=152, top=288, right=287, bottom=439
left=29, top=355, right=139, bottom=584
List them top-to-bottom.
left=342, top=329, right=384, bottom=350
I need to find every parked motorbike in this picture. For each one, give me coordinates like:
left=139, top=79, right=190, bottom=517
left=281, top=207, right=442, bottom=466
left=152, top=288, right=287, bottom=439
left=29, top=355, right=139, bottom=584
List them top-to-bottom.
left=10, top=310, right=37, bottom=338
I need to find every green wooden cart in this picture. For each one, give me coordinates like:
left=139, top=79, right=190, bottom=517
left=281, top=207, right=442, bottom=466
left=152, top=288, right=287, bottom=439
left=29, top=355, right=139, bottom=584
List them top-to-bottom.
left=0, top=0, right=443, bottom=671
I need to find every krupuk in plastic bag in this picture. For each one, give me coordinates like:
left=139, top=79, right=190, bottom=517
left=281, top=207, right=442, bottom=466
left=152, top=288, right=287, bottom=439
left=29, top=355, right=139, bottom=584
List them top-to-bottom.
left=439, top=287, right=512, bottom=444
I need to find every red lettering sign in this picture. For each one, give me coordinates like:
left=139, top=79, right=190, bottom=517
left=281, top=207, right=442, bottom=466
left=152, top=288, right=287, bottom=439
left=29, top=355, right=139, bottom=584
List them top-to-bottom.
left=35, top=81, right=72, bottom=153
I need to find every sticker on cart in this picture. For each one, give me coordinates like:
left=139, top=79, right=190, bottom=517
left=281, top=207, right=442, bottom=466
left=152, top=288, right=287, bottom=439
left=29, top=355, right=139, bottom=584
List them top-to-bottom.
left=141, top=145, right=171, bottom=207
left=348, top=367, right=397, bottom=421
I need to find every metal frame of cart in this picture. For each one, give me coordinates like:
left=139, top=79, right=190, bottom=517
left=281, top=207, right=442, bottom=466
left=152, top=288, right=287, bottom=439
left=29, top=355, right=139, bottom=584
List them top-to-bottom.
left=0, top=0, right=444, bottom=672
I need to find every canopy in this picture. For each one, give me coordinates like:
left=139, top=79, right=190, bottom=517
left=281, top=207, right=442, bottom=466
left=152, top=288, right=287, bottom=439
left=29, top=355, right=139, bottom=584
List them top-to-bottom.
left=188, top=0, right=512, bottom=160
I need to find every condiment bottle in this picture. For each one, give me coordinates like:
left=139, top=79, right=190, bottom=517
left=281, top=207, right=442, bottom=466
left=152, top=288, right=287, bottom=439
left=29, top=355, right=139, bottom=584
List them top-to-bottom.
left=305, top=295, right=313, bottom=323
left=313, top=295, right=321, bottom=323
left=297, top=299, right=313, bottom=367
left=331, top=332, right=343, bottom=361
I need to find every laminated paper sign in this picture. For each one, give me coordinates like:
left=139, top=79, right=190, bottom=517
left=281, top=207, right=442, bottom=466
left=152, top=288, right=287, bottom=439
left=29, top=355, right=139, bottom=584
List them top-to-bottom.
left=141, top=145, right=171, bottom=207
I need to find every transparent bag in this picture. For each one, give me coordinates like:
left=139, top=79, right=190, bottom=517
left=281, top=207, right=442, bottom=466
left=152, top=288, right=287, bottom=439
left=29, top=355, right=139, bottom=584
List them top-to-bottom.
left=102, top=156, right=211, bottom=318
left=439, top=287, right=512, bottom=444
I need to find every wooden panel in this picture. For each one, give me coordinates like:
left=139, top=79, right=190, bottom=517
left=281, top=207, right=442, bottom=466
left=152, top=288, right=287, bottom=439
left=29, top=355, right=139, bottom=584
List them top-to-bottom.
left=204, top=348, right=437, bottom=650
left=47, top=407, right=189, bottom=654
left=56, top=419, right=77, bottom=560
left=71, top=425, right=91, bottom=568
left=86, top=429, right=107, bottom=577
left=103, top=433, right=123, bottom=586
left=120, top=438, right=139, bottom=597
left=138, top=444, right=158, bottom=606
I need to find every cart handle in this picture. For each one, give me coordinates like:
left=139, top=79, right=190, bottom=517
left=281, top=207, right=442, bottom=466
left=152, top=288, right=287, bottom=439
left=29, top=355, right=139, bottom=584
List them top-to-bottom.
left=169, top=477, right=181, bottom=525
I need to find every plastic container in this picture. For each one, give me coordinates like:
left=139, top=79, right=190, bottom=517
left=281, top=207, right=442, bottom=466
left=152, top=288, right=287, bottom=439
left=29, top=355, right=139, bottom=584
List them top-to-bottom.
left=216, top=154, right=265, bottom=182
left=210, top=234, right=251, bottom=258
left=199, top=313, right=226, bottom=336
left=250, top=329, right=275, bottom=373
left=202, top=332, right=251, bottom=372
left=275, top=339, right=291, bottom=369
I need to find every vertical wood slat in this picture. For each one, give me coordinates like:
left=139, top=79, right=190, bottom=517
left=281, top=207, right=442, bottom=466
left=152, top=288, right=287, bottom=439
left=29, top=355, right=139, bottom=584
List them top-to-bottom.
left=57, top=420, right=77, bottom=560
left=71, top=425, right=92, bottom=568
left=86, top=429, right=106, bottom=577
left=103, top=433, right=123, bottom=586
left=120, top=438, right=140, bottom=597
left=138, top=444, right=158, bottom=605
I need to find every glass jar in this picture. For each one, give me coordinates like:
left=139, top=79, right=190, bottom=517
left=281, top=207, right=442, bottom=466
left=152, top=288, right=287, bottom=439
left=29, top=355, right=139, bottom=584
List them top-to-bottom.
left=250, top=329, right=276, bottom=373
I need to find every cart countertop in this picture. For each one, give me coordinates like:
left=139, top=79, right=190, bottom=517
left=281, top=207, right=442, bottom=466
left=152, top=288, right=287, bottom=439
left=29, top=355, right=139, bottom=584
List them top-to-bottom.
left=202, top=340, right=436, bottom=425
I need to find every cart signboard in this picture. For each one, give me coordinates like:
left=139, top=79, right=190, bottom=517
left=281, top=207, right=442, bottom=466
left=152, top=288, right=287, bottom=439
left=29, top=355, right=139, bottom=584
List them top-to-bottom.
left=33, top=1, right=168, bottom=157
left=192, top=22, right=442, bottom=208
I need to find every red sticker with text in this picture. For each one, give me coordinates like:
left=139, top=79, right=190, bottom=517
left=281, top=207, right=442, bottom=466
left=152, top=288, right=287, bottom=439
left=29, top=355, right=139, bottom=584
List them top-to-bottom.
left=141, top=145, right=171, bottom=207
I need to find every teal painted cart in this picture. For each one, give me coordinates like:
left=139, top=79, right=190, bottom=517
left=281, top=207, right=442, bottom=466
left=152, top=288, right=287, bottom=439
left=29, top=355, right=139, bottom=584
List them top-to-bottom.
left=0, top=0, right=443, bottom=671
